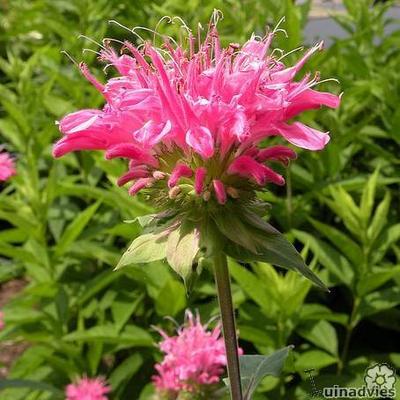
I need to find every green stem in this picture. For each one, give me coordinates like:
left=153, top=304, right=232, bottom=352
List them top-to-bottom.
left=213, top=253, right=243, bottom=400
left=338, top=297, right=360, bottom=374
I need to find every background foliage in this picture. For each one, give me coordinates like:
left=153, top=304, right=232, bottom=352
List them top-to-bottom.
left=0, top=0, right=399, bottom=398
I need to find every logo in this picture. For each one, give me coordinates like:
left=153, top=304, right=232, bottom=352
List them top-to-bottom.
left=306, top=363, right=397, bottom=398
left=364, top=364, right=396, bottom=391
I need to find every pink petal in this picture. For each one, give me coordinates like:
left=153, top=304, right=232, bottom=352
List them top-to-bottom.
left=271, top=42, right=324, bottom=82
left=286, top=89, right=341, bottom=119
left=58, top=110, right=102, bottom=135
left=134, top=120, right=172, bottom=146
left=275, top=122, right=330, bottom=150
left=186, top=126, right=214, bottom=159
left=52, top=134, right=105, bottom=158
left=105, top=143, right=158, bottom=167
left=257, top=145, right=297, bottom=164
left=228, top=155, right=285, bottom=186
left=168, top=164, right=193, bottom=188
left=194, top=167, right=207, bottom=195
left=117, top=168, right=149, bottom=186
left=129, top=178, right=153, bottom=195
left=213, top=180, right=227, bottom=204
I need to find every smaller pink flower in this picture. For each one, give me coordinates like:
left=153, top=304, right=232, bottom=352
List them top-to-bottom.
left=0, top=149, right=16, bottom=182
left=0, top=311, right=5, bottom=330
left=153, top=311, right=242, bottom=398
left=65, top=376, right=110, bottom=400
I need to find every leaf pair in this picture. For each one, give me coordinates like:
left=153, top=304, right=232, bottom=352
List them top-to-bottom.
left=117, top=207, right=327, bottom=291
left=116, top=217, right=200, bottom=288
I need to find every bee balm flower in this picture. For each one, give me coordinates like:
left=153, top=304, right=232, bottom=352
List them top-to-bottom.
left=53, top=17, right=338, bottom=288
left=53, top=25, right=339, bottom=205
left=0, top=149, right=16, bottom=181
left=153, top=311, right=237, bottom=398
left=65, top=376, right=110, bottom=400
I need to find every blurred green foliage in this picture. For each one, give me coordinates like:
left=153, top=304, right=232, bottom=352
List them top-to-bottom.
left=0, top=0, right=399, bottom=399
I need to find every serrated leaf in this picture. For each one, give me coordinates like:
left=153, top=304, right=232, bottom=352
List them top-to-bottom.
left=116, top=232, right=168, bottom=269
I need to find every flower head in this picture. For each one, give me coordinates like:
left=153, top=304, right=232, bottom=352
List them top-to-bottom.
left=53, top=15, right=339, bottom=287
left=53, top=19, right=339, bottom=209
left=0, top=149, right=16, bottom=181
left=153, top=311, right=238, bottom=398
left=65, top=376, right=110, bottom=400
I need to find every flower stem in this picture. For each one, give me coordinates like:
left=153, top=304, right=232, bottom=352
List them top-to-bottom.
left=213, top=252, right=243, bottom=400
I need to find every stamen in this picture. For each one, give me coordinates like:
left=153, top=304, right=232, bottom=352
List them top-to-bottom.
left=273, top=16, right=287, bottom=35
left=109, top=20, right=145, bottom=43
left=78, top=34, right=106, bottom=50
left=276, top=46, right=304, bottom=62
left=82, top=48, right=102, bottom=56
left=60, top=50, right=79, bottom=67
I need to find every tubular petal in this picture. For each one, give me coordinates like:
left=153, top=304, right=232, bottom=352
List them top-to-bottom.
left=275, top=122, right=330, bottom=151
left=168, top=164, right=193, bottom=188
left=194, top=167, right=207, bottom=195
left=213, top=180, right=227, bottom=204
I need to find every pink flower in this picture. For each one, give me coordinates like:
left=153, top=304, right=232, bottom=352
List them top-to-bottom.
left=53, top=18, right=339, bottom=205
left=0, top=149, right=16, bottom=181
left=0, top=311, right=5, bottom=330
left=153, top=311, right=241, bottom=397
left=65, top=376, right=110, bottom=400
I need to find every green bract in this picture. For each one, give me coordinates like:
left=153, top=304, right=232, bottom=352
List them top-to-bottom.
left=116, top=199, right=327, bottom=291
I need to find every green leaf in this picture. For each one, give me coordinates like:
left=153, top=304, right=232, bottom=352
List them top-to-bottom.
left=360, top=168, right=379, bottom=224
left=324, top=186, right=360, bottom=237
left=367, top=191, right=391, bottom=243
left=54, top=201, right=100, bottom=257
left=213, top=211, right=259, bottom=253
left=309, top=218, right=363, bottom=266
left=226, top=222, right=327, bottom=290
left=373, top=224, right=400, bottom=264
left=166, top=226, right=200, bottom=283
left=293, top=230, right=354, bottom=287
left=116, top=232, right=168, bottom=269
left=229, top=260, right=278, bottom=314
left=356, top=266, right=400, bottom=296
left=155, top=279, right=186, bottom=316
left=356, top=287, right=400, bottom=321
left=298, top=320, right=338, bottom=356
left=63, top=324, right=153, bottom=346
left=238, top=346, right=293, bottom=400
left=295, top=350, right=337, bottom=371
left=109, top=354, right=143, bottom=391
left=0, top=380, right=63, bottom=398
